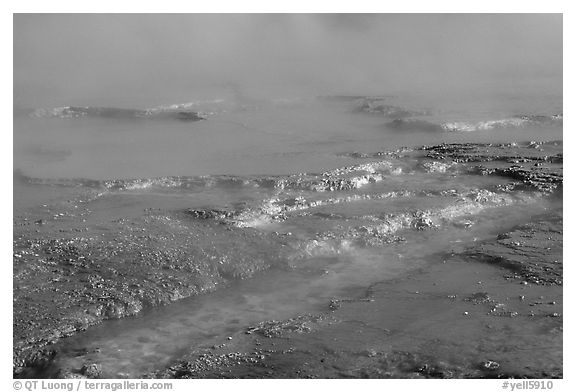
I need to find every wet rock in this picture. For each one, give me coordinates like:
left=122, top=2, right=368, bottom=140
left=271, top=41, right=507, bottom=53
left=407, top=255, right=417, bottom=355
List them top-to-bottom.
left=29, top=105, right=206, bottom=122
left=419, top=142, right=562, bottom=195
left=419, top=160, right=456, bottom=173
left=490, top=167, right=562, bottom=193
left=311, top=174, right=383, bottom=192
left=185, top=208, right=235, bottom=221
left=13, top=209, right=291, bottom=375
left=412, top=212, right=437, bottom=230
left=464, top=215, right=562, bottom=285
left=329, top=299, right=341, bottom=310
left=246, top=314, right=326, bottom=338
left=17, top=348, right=57, bottom=372
left=150, top=349, right=267, bottom=379
left=361, top=349, right=378, bottom=358
left=480, top=360, right=500, bottom=371
left=80, top=363, right=101, bottom=378
left=415, top=363, right=454, bottom=378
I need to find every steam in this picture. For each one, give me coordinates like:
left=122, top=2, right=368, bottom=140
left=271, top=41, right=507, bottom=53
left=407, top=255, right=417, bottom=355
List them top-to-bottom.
left=14, top=14, right=562, bottom=108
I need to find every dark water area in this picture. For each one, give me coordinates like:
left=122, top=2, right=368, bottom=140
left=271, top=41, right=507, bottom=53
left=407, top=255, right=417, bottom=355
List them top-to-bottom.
left=13, top=93, right=563, bottom=378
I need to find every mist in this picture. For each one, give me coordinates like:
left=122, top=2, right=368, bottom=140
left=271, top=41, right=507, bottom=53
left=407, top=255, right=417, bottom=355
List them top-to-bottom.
left=14, top=14, right=562, bottom=108
left=12, top=15, right=565, bottom=379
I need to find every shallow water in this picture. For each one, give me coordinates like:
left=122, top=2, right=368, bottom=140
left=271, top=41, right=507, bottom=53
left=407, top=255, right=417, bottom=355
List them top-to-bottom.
left=13, top=93, right=563, bottom=377
left=14, top=94, right=562, bottom=179
left=27, top=197, right=556, bottom=378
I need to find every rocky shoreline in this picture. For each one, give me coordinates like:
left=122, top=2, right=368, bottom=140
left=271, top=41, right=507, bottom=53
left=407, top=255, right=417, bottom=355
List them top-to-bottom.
left=13, top=141, right=562, bottom=378
left=13, top=212, right=292, bottom=376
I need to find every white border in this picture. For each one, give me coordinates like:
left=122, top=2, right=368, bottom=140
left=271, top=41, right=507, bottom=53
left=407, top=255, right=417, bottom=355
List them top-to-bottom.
left=3, top=3, right=571, bottom=391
